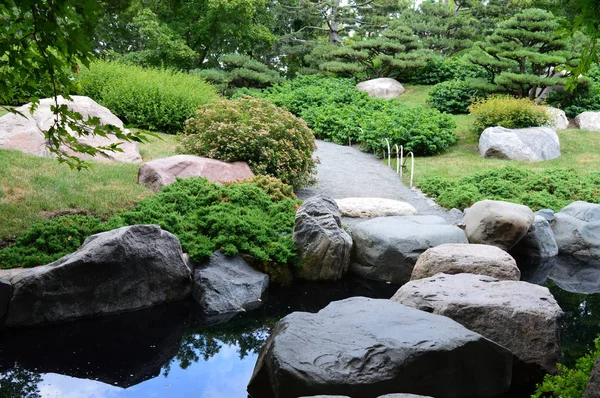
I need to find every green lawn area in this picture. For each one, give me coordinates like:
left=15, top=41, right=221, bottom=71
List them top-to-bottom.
left=391, top=87, right=600, bottom=187
left=0, top=132, right=177, bottom=240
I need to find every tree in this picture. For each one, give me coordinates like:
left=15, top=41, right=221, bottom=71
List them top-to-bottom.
left=0, top=0, right=147, bottom=169
left=467, top=8, right=577, bottom=99
left=318, top=22, right=432, bottom=79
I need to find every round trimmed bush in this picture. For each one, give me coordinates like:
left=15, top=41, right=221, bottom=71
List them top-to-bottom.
left=427, top=79, right=485, bottom=114
left=468, top=95, right=550, bottom=135
left=177, top=97, right=317, bottom=189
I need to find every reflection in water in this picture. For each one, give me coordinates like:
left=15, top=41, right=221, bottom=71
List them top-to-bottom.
left=0, top=365, right=41, bottom=398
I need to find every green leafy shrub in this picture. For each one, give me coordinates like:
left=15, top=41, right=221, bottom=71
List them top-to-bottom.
left=411, top=57, right=488, bottom=85
left=77, top=61, right=219, bottom=132
left=257, top=75, right=457, bottom=156
left=427, top=79, right=486, bottom=114
left=547, top=82, right=600, bottom=118
left=468, top=95, right=550, bottom=134
left=177, top=97, right=317, bottom=188
left=420, top=167, right=600, bottom=211
left=533, top=336, right=600, bottom=398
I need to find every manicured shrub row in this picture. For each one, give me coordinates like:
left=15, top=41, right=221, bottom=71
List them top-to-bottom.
left=77, top=61, right=219, bottom=132
left=254, top=75, right=457, bottom=156
left=427, top=79, right=486, bottom=114
left=468, top=95, right=550, bottom=135
left=177, top=97, right=317, bottom=189
left=420, top=166, right=600, bottom=211
left=0, top=178, right=299, bottom=281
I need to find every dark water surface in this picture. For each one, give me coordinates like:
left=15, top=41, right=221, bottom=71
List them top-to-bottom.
left=1, top=258, right=599, bottom=398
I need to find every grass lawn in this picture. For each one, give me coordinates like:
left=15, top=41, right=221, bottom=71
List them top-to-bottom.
left=391, top=87, right=600, bottom=187
left=0, top=131, right=178, bottom=240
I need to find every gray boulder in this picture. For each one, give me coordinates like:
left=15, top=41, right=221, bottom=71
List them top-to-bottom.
left=356, top=78, right=405, bottom=99
left=545, top=107, right=569, bottom=130
left=575, top=111, right=600, bottom=132
left=478, top=126, right=561, bottom=162
left=137, top=155, right=255, bottom=192
left=293, top=195, right=352, bottom=281
left=464, top=200, right=535, bottom=251
left=552, top=201, right=600, bottom=263
left=535, top=208, right=555, bottom=223
left=511, top=215, right=559, bottom=259
left=350, top=216, right=468, bottom=284
left=5, top=225, right=192, bottom=327
left=411, top=243, right=520, bottom=281
left=192, top=251, right=269, bottom=315
left=549, top=256, right=600, bottom=294
left=393, top=273, right=563, bottom=386
left=248, top=297, right=512, bottom=398
left=584, top=357, right=600, bottom=398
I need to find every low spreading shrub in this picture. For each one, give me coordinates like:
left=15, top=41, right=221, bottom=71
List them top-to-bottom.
left=411, top=57, right=488, bottom=85
left=77, top=61, right=219, bottom=132
left=256, top=75, right=457, bottom=156
left=427, top=79, right=486, bottom=114
left=468, top=95, right=550, bottom=134
left=177, top=97, right=317, bottom=189
left=420, top=167, right=600, bottom=211
left=225, top=176, right=297, bottom=201
left=0, top=178, right=299, bottom=282
left=533, top=336, right=600, bottom=398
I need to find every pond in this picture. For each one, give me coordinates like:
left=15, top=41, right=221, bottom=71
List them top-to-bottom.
left=0, top=257, right=599, bottom=398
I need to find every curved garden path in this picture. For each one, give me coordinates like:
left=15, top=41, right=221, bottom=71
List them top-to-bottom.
left=297, top=140, right=460, bottom=224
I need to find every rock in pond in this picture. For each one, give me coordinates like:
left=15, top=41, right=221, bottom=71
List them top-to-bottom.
left=356, top=78, right=405, bottom=99
left=0, top=96, right=141, bottom=163
left=545, top=106, right=569, bottom=130
left=575, top=111, right=600, bottom=132
left=478, top=126, right=561, bottom=162
left=138, top=154, right=254, bottom=192
left=293, top=195, right=352, bottom=281
left=335, top=197, right=418, bottom=218
left=464, top=200, right=535, bottom=251
left=552, top=201, right=600, bottom=263
left=511, top=215, right=559, bottom=260
left=350, top=216, right=468, bottom=284
left=4, top=225, right=192, bottom=327
left=411, top=243, right=520, bottom=281
left=192, top=251, right=269, bottom=315
left=548, top=255, right=600, bottom=294
left=393, top=273, right=564, bottom=386
left=0, top=279, right=10, bottom=321
left=247, top=297, right=512, bottom=398
left=584, top=357, right=600, bottom=398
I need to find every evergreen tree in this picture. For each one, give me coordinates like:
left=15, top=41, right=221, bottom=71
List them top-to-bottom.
left=467, top=8, right=577, bottom=99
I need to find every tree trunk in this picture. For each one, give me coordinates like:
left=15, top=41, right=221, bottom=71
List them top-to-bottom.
left=329, top=0, right=341, bottom=45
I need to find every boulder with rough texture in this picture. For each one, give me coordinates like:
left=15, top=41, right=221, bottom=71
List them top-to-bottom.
left=356, top=78, right=405, bottom=99
left=0, top=96, right=141, bottom=163
left=545, top=107, right=569, bottom=130
left=575, top=111, right=600, bottom=132
left=478, top=126, right=561, bottom=162
left=138, top=154, right=254, bottom=192
left=293, top=195, right=352, bottom=281
left=335, top=197, right=418, bottom=218
left=464, top=200, right=535, bottom=251
left=552, top=201, right=600, bottom=263
left=511, top=215, right=559, bottom=259
left=350, top=216, right=468, bottom=284
left=4, top=225, right=192, bottom=327
left=411, top=243, right=520, bottom=281
left=193, top=251, right=269, bottom=315
left=393, top=273, right=563, bottom=386
left=248, top=297, right=512, bottom=398
left=584, top=357, right=600, bottom=398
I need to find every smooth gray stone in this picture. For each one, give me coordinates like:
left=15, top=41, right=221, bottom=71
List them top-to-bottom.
left=478, top=126, right=561, bottom=162
left=552, top=201, right=600, bottom=263
left=535, top=208, right=555, bottom=223
left=511, top=215, right=559, bottom=259
left=5, top=225, right=192, bottom=327
left=193, top=251, right=269, bottom=315
left=549, top=256, right=600, bottom=294
left=248, top=297, right=512, bottom=398
left=583, top=357, right=600, bottom=398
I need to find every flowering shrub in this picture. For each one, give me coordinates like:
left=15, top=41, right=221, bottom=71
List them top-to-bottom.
left=177, top=97, right=317, bottom=189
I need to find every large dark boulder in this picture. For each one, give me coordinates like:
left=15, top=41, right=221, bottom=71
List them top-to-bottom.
left=293, top=195, right=352, bottom=281
left=552, top=201, right=600, bottom=263
left=511, top=215, right=558, bottom=260
left=350, top=216, right=468, bottom=284
left=5, top=225, right=192, bottom=327
left=192, top=251, right=269, bottom=315
left=393, top=273, right=564, bottom=386
left=0, top=279, right=10, bottom=322
left=247, top=297, right=512, bottom=398
left=584, top=357, right=600, bottom=398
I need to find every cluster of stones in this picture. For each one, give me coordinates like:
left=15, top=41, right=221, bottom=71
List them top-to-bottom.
left=249, top=196, right=600, bottom=398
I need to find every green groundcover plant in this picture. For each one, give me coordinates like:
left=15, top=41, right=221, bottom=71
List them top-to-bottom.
left=420, top=166, right=600, bottom=211
left=0, top=178, right=299, bottom=282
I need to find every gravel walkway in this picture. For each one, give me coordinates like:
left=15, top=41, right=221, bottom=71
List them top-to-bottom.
left=297, top=140, right=461, bottom=224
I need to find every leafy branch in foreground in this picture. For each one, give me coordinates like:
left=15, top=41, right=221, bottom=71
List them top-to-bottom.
left=0, top=0, right=147, bottom=170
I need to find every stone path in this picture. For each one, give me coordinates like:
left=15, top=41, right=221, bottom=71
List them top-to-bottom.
left=297, top=140, right=460, bottom=224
